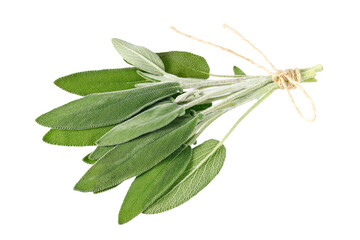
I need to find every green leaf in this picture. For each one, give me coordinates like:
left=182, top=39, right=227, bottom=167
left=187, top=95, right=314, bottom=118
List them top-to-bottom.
left=112, top=38, right=165, bottom=75
left=54, top=51, right=210, bottom=96
left=157, top=51, right=210, bottom=79
left=233, top=66, right=246, bottom=75
left=55, top=68, right=150, bottom=96
left=36, top=82, right=180, bottom=130
left=97, top=102, right=185, bottom=146
left=74, top=115, right=199, bottom=193
left=43, top=126, right=114, bottom=146
left=144, top=139, right=226, bottom=214
left=89, top=146, right=115, bottom=160
left=118, top=146, right=192, bottom=224
left=83, top=153, right=97, bottom=164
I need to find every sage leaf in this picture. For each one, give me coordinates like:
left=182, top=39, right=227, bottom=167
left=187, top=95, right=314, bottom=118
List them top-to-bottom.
left=112, top=38, right=165, bottom=75
left=54, top=51, right=209, bottom=96
left=158, top=51, right=210, bottom=79
left=233, top=66, right=246, bottom=75
left=55, top=68, right=150, bottom=96
left=36, top=82, right=180, bottom=130
left=97, top=102, right=186, bottom=146
left=74, top=115, right=199, bottom=193
left=43, top=126, right=114, bottom=146
left=144, top=139, right=226, bottom=214
left=118, top=146, right=192, bottom=224
left=83, top=153, right=97, bottom=165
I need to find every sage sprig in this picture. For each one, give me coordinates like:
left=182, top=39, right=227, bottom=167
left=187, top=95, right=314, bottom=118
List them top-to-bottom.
left=36, top=35, right=322, bottom=224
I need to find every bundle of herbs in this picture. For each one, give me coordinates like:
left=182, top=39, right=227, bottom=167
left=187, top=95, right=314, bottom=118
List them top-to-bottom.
left=36, top=28, right=322, bottom=224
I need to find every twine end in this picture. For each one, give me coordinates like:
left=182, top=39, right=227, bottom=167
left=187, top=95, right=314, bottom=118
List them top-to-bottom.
left=272, top=68, right=317, bottom=122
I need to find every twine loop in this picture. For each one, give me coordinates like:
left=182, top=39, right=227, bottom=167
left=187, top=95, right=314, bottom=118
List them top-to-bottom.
left=170, top=24, right=317, bottom=122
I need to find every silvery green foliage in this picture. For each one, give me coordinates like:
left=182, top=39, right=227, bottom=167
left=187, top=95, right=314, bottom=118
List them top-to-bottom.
left=36, top=36, right=322, bottom=225
left=112, top=38, right=165, bottom=75
left=36, top=82, right=180, bottom=130
left=97, top=102, right=186, bottom=146
left=74, top=115, right=199, bottom=193
left=144, top=139, right=226, bottom=214
left=118, top=146, right=192, bottom=224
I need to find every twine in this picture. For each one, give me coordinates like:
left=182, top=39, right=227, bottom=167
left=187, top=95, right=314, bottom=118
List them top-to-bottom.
left=170, top=25, right=317, bottom=122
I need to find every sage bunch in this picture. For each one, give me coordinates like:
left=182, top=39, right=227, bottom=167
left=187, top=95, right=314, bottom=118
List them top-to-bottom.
left=36, top=37, right=322, bottom=224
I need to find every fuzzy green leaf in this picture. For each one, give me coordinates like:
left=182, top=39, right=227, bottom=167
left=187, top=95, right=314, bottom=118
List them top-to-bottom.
left=112, top=38, right=165, bottom=75
left=54, top=51, right=209, bottom=96
left=157, top=51, right=209, bottom=79
left=233, top=66, right=246, bottom=76
left=55, top=68, right=149, bottom=96
left=36, top=82, right=180, bottom=130
left=97, top=102, right=185, bottom=146
left=74, top=115, right=199, bottom=193
left=43, top=126, right=114, bottom=146
left=144, top=139, right=226, bottom=214
left=118, top=146, right=192, bottom=224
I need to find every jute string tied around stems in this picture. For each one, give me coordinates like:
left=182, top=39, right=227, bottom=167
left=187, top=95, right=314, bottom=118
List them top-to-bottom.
left=170, top=24, right=317, bottom=122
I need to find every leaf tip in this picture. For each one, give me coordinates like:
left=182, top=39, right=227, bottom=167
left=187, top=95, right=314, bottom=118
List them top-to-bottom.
left=111, top=38, right=122, bottom=46
left=233, top=66, right=246, bottom=76
left=53, top=77, right=62, bottom=88
left=53, top=77, right=68, bottom=93
left=35, top=114, right=47, bottom=127
left=41, top=130, right=52, bottom=144
left=82, top=153, right=96, bottom=165
left=73, top=179, right=92, bottom=193
left=118, top=210, right=137, bottom=225
left=118, top=213, right=129, bottom=225
left=118, top=219, right=127, bottom=225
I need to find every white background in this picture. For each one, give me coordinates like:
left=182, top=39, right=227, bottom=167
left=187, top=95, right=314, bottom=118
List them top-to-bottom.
left=1, top=0, right=359, bottom=239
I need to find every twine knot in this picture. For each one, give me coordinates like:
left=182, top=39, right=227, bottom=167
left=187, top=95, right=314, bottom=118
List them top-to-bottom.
left=271, top=68, right=316, bottom=122
left=272, top=68, right=301, bottom=90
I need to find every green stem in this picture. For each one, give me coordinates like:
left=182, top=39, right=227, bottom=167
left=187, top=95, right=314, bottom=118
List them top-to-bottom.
left=181, top=76, right=269, bottom=89
left=184, top=77, right=271, bottom=109
left=202, top=82, right=273, bottom=116
left=203, top=83, right=277, bottom=116
left=202, top=88, right=276, bottom=162
left=220, top=89, right=275, bottom=144
left=187, top=110, right=225, bottom=145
